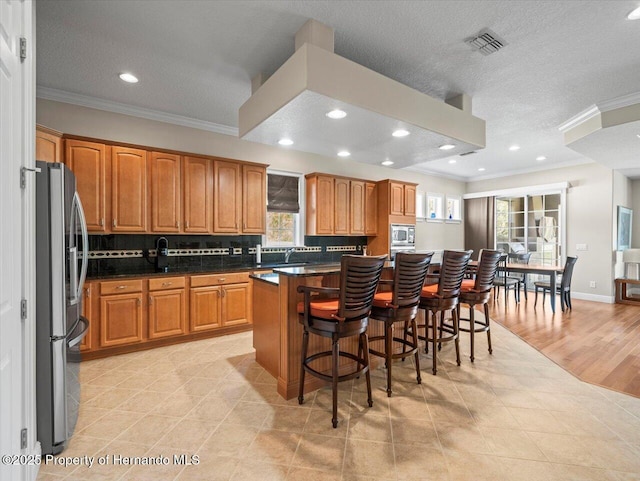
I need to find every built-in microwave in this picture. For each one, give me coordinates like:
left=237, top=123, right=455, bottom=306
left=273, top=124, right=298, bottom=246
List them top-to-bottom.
left=390, top=224, right=416, bottom=247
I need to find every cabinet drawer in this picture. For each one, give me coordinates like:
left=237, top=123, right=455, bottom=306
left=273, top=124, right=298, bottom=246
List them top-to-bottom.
left=190, top=272, right=249, bottom=287
left=149, top=276, right=186, bottom=291
left=100, top=279, right=143, bottom=295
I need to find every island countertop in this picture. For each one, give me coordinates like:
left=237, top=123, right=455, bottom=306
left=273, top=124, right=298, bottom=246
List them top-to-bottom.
left=273, top=260, right=393, bottom=277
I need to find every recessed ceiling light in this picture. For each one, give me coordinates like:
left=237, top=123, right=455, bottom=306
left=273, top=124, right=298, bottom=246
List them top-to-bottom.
left=627, top=6, right=640, bottom=19
left=119, top=72, right=138, bottom=83
left=326, top=109, right=347, bottom=119
left=392, top=129, right=410, bottom=138
left=278, top=138, right=294, bottom=146
left=439, top=144, right=456, bottom=150
left=509, top=145, right=520, bottom=151
left=337, top=150, right=351, bottom=158
left=536, top=156, right=546, bottom=161
left=448, top=159, right=457, bottom=164
left=381, top=160, right=394, bottom=166
left=478, top=167, right=486, bottom=172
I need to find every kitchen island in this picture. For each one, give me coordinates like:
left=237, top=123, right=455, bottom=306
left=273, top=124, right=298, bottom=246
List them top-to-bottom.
left=252, top=262, right=391, bottom=400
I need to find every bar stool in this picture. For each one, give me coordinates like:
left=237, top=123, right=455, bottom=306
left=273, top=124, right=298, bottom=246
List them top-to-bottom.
left=455, top=249, right=502, bottom=362
left=416, top=250, right=472, bottom=375
left=368, top=252, right=433, bottom=397
left=296, top=254, right=386, bottom=428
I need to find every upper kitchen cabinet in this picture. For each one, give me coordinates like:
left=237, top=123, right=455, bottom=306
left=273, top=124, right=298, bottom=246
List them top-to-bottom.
left=36, top=125, right=63, bottom=163
left=65, top=139, right=108, bottom=232
left=111, top=146, right=148, bottom=232
left=150, top=152, right=181, bottom=233
left=183, top=156, right=213, bottom=233
left=213, top=160, right=241, bottom=233
left=242, top=164, right=266, bottom=234
left=306, top=174, right=334, bottom=235
left=334, top=177, right=350, bottom=235
left=350, top=180, right=365, bottom=235
left=381, top=180, right=417, bottom=221
left=365, top=182, right=378, bottom=236
left=404, top=184, right=417, bottom=216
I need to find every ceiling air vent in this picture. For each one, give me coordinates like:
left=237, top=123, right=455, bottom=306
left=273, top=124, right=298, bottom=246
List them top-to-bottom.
left=465, top=29, right=507, bottom=56
left=459, top=150, right=478, bottom=156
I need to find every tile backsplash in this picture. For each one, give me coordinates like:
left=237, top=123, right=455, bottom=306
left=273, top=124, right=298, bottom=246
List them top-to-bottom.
left=86, top=234, right=368, bottom=277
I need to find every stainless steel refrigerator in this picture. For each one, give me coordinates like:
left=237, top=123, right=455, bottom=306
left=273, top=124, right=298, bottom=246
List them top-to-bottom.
left=35, top=161, right=89, bottom=455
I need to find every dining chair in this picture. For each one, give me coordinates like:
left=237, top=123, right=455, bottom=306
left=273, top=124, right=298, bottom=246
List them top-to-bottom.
left=415, top=249, right=472, bottom=375
left=455, top=249, right=502, bottom=362
left=368, top=252, right=433, bottom=397
left=493, top=252, right=531, bottom=303
left=296, top=254, right=386, bottom=428
left=534, top=256, right=578, bottom=312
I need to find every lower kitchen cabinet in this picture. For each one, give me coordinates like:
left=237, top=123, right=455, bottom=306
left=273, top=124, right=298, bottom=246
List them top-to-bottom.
left=189, top=273, right=251, bottom=332
left=148, top=276, right=187, bottom=339
left=221, top=283, right=251, bottom=327
left=190, top=286, right=223, bottom=332
left=99, top=292, right=144, bottom=348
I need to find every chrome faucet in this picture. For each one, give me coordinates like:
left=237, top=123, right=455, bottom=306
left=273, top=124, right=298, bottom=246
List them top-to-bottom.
left=284, top=247, right=296, bottom=263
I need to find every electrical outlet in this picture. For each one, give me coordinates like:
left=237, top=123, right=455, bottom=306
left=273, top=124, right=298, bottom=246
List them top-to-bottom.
left=576, top=243, right=588, bottom=251
left=589, top=281, right=596, bottom=288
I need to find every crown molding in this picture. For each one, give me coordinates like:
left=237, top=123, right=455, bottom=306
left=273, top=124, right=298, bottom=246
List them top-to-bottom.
left=36, top=86, right=239, bottom=136
left=598, top=90, right=640, bottom=113
left=558, top=105, right=600, bottom=133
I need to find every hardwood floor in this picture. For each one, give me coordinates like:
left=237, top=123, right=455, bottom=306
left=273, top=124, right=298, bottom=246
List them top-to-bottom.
left=486, top=292, right=640, bottom=398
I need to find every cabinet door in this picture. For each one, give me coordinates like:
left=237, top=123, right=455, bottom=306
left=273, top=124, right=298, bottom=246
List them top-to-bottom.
left=36, top=126, right=62, bottom=163
left=65, top=139, right=107, bottom=232
left=112, top=146, right=147, bottom=232
left=150, top=152, right=181, bottom=233
left=183, top=156, right=212, bottom=233
left=214, top=160, right=241, bottom=233
left=242, top=164, right=266, bottom=234
left=306, top=175, right=334, bottom=235
left=334, top=178, right=350, bottom=235
left=350, top=180, right=365, bottom=235
left=365, top=182, right=378, bottom=236
left=389, top=182, right=405, bottom=216
left=404, top=184, right=417, bottom=216
left=80, top=283, right=92, bottom=352
left=222, top=283, right=250, bottom=327
left=189, top=286, right=222, bottom=331
left=148, top=289, right=186, bottom=339
left=99, top=293, right=144, bottom=347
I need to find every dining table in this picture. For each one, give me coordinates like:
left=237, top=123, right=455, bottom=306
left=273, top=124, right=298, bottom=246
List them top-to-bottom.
left=470, top=260, right=565, bottom=313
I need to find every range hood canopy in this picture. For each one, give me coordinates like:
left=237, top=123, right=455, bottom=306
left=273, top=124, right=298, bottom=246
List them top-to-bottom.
left=239, top=20, right=486, bottom=168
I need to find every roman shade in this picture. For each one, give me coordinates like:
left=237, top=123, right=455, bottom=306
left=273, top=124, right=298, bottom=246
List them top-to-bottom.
left=267, top=174, right=299, bottom=213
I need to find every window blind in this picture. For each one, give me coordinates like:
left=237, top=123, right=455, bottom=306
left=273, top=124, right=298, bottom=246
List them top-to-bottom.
left=267, top=174, right=300, bottom=213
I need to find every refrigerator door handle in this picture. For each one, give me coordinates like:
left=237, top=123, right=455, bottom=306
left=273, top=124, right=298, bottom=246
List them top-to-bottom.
left=72, top=192, right=89, bottom=302
left=69, top=246, right=78, bottom=305
left=68, top=316, right=89, bottom=348
left=51, top=339, right=68, bottom=444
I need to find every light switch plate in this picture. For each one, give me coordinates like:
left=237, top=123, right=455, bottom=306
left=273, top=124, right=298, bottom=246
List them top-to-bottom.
left=576, top=243, right=588, bottom=251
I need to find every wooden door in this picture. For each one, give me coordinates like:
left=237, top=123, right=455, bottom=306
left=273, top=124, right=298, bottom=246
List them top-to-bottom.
left=35, top=125, right=62, bottom=163
left=65, top=139, right=107, bottom=232
left=111, top=146, right=147, bottom=232
left=150, top=152, right=181, bottom=232
left=183, top=156, right=212, bottom=233
left=214, top=160, right=241, bottom=233
left=242, top=164, right=266, bottom=233
left=306, top=175, right=334, bottom=235
left=334, top=177, right=350, bottom=235
left=350, top=180, right=365, bottom=235
left=365, top=182, right=378, bottom=235
left=389, top=182, right=405, bottom=216
left=404, top=184, right=417, bottom=216
left=80, top=283, right=92, bottom=352
left=222, top=283, right=250, bottom=327
left=189, top=286, right=222, bottom=331
left=148, top=289, right=186, bottom=339
left=99, top=293, right=144, bottom=347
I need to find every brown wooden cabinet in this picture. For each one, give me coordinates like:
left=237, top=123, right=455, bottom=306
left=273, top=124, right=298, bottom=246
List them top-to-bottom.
left=36, top=125, right=62, bottom=163
left=65, top=139, right=107, bottom=232
left=111, top=146, right=147, bottom=232
left=150, top=152, right=181, bottom=233
left=183, top=156, right=212, bottom=233
left=213, top=160, right=241, bottom=233
left=242, top=164, right=266, bottom=234
left=306, top=174, right=334, bottom=235
left=334, top=177, right=350, bottom=235
left=350, top=180, right=365, bottom=235
left=365, top=182, right=378, bottom=236
left=389, top=182, right=406, bottom=216
left=404, top=184, right=417, bottom=216
left=189, top=272, right=251, bottom=332
left=148, top=276, right=186, bottom=339
left=99, top=280, right=144, bottom=348
left=221, top=283, right=251, bottom=327
left=190, top=285, right=223, bottom=332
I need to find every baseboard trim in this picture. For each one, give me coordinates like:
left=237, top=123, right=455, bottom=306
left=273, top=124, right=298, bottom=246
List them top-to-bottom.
left=570, top=292, right=615, bottom=304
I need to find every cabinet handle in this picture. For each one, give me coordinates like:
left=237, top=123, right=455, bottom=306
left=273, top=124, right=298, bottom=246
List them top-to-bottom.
left=100, top=218, right=104, bottom=227
left=113, top=219, right=117, bottom=228
left=175, top=221, right=179, bottom=228
left=185, top=221, right=189, bottom=229
left=243, top=222, right=246, bottom=230
left=218, top=278, right=226, bottom=282
left=162, top=281, right=172, bottom=287
left=116, top=285, right=127, bottom=290
left=85, top=286, right=90, bottom=298
left=221, top=288, right=225, bottom=298
left=216, top=290, right=221, bottom=298
left=149, top=295, right=153, bottom=305
left=137, top=298, right=141, bottom=306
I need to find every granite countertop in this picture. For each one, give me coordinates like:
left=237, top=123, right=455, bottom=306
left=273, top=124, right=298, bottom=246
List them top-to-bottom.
left=273, top=260, right=394, bottom=277
left=250, top=272, right=280, bottom=285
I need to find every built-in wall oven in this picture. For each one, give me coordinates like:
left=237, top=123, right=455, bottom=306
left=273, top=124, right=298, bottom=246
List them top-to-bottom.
left=390, top=223, right=416, bottom=258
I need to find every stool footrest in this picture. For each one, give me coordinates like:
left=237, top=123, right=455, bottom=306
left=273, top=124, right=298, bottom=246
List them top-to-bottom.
left=303, top=350, right=369, bottom=384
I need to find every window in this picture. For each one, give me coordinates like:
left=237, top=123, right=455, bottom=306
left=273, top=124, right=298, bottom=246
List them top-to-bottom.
left=264, top=171, right=304, bottom=247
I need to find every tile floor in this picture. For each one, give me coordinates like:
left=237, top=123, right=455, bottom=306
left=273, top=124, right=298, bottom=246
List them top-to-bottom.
left=37, top=311, right=640, bottom=481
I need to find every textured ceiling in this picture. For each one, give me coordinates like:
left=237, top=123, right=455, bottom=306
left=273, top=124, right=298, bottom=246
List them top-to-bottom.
left=36, top=0, right=640, bottom=180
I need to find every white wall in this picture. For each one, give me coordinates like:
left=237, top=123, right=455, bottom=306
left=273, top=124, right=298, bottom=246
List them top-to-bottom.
left=36, top=98, right=465, bottom=251
left=467, top=162, right=614, bottom=301
left=612, top=172, right=633, bottom=278
left=632, top=179, right=640, bottom=249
